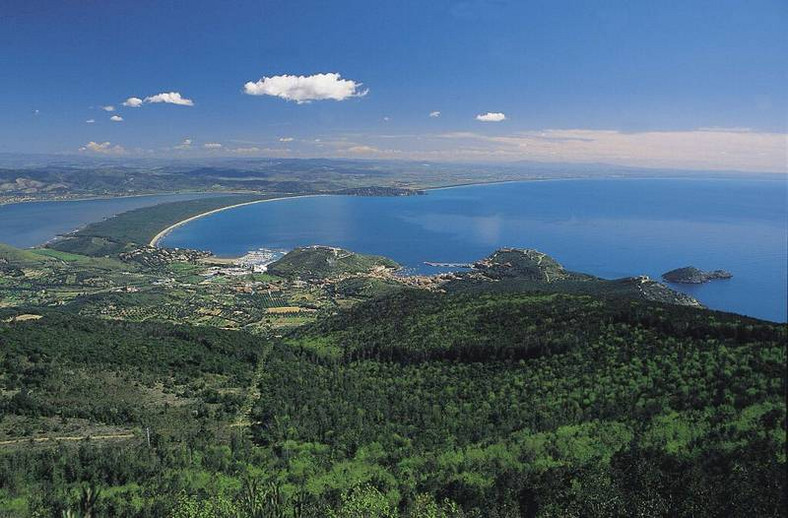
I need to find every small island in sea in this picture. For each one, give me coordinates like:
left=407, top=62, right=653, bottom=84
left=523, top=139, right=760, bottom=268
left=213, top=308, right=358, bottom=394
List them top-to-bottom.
left=662, top=266, right=733, bottom=284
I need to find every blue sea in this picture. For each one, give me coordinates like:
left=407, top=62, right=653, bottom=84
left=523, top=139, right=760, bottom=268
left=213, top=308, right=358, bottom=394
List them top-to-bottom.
left=161, top=178, right=788, bottom=322
left=0, top=193, right=215, bottom=248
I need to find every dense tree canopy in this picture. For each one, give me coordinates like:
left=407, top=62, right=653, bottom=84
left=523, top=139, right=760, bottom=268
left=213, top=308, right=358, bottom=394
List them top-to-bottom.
left=0, top=288, right=784, bottom=516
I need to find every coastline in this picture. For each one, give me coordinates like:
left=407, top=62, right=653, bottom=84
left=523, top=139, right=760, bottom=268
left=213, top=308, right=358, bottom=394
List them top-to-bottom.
left=148, top=173, right=788, bottom=248
left=146, top=178, right=596, bottom=251
left=148, top=194, right=329, bottom=247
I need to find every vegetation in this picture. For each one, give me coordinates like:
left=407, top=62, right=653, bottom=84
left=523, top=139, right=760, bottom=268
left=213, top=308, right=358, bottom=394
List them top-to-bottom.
left=0, top=157, right=620, bottom=204
left=47, top=195, right=272, bottom=256
left=0, top=233, right=785, bottom=516
left=268, top=246, right=399, bottom=280
left=452, top=248, right=702, bottom=307
left=662, top=266, right=733, bottom=284
left=251, top=290, right=786, bottom=516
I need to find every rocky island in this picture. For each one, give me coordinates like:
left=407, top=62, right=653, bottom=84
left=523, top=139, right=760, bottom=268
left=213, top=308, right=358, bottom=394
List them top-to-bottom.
left=662, top=266, right=733, bottom=284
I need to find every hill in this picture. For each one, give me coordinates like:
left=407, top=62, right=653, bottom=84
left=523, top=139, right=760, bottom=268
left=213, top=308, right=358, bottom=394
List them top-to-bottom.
left=0, top=243, right=53, bottom=266
left=0, top=244, right=784, bottom=516
left=268, top=245, right=400, bottom=280
left=452, top=248, right=701, bottom=307
left=472, top=248, right=589, bottom=282
left=255, top=289, right=785, bottom=516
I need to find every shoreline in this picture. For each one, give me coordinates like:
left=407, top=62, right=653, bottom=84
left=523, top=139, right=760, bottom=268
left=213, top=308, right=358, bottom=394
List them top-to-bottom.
left=148, top=174, right=776, bottom=248
left=148, top=179, right=573, bottom=248
left=148, top=194, right=329, bottom=247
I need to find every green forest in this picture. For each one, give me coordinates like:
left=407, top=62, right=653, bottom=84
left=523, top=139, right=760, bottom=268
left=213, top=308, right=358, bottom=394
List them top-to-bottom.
left=0, top=285, right=785, bottom=516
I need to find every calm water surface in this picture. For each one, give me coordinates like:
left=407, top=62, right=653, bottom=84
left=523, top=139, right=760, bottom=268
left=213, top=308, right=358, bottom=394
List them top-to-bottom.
left=159, top=178, right=787, bottom=322
left=0, top=193, right=214, bottom=248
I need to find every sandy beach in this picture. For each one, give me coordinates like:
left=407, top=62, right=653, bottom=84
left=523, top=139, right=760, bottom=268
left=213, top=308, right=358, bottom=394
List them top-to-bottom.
left=148, top=194, right=328, bottom=247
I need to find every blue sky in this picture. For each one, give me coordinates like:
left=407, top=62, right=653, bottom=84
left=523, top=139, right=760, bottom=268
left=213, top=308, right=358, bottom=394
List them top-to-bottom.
left=2, top=0, right=786, bottom=171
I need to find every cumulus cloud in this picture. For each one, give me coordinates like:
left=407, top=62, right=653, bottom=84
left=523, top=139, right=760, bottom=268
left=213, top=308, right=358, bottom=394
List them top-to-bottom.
left=243, top=73, right=367, bottom=103
left=143, top=92, right=194, bottom=106
left=122, top=97, right=143, bottom=108
left=101, top=105, right=115, bottom=112
left=429, top=111, right=441, bottom=118
left=476, top=112, right=506, bottom=122
left=110, top=115, right=123, bottom=122
left=85, top=119, right=95, bottom=124
left=278, top=137, right=294, bottom=142
left=174, top=138, right=193, bottom=150
left=79, top=141, right=126, bottom=155
left=203, top=142, right=223, bottom=149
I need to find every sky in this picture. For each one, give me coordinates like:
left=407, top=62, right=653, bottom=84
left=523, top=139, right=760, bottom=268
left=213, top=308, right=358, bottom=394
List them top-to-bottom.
left=2, top=0, right=787, bottom=172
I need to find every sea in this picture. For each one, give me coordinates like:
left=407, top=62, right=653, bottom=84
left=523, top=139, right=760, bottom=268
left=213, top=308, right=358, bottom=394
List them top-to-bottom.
left=159, top=178, right=788, bottom=322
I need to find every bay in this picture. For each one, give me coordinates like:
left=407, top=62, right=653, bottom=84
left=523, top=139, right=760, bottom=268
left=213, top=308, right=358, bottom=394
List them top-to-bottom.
left=161, top=178, right=788, bottom=322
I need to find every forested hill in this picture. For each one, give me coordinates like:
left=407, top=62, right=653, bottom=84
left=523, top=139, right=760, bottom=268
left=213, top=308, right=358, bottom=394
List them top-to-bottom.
left=268, top=245, right=399, bottom=280
left=453, top=248, right=702, bottom=307
left=0, top=259, right=785, bottom=515
left=256, top=290, right=786, bottom=516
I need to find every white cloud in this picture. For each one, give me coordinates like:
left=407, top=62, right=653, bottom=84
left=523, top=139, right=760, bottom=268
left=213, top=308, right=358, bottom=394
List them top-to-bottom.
left=243, top=73, right=367, bottom=103
left=143, top=92, right=194, bottom=106
left=122, top=97, right=143, bottom=108
left=101, top=105, right=115, bottom=112
left=429, top=111, right=441, bottom=118
left=476, top=112, right=506, bottom=122
left=110, top=115, right=123, bottom=122
left=383, top=116, right=390, bottom=122
left=85, top=119, right=95, bottom=124
left=289, top=127, right=785, bottom=172
left=697, top=127, right=753, bottom=133
left=435, top=128, right=787, bottom=172
left=278, top=137, right=294, bottom=142
left=174, top=138, right=193, bottom=150
left=79, top=141, right=126, bottom=155
left=203, top=142, right=223, bottom=149
left=346, top=145, right=380, bottom=154
left=227, top=146, right=292, bottom=155
left=231, top=146, right=261, bottom=154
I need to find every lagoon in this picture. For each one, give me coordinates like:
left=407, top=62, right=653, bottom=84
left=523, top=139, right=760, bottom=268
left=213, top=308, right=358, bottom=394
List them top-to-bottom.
left=161, top=178, right=788, bottom=322
left=0, top=193, right=214, bottom=248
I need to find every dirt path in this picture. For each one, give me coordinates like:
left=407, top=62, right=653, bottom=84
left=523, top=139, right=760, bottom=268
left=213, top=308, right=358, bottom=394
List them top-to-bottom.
left=231, top=343, right=272, bottom=428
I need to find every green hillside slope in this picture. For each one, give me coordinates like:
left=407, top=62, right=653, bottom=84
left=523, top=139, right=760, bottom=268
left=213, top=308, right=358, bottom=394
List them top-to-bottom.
left=268, top=245, right=399, bottom=280
left=0, top=257, right=784, bottom=516
left=252, top=290, right=785, bottom=516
